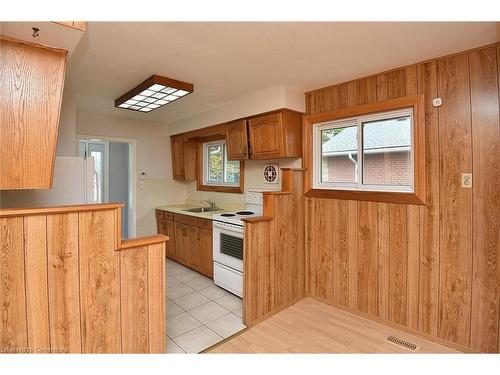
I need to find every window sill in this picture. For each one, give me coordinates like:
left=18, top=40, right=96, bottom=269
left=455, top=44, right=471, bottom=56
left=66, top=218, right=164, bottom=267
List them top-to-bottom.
left=197, top=184, right=243, bottom=194
left=305, top=188, right=426, bottom=205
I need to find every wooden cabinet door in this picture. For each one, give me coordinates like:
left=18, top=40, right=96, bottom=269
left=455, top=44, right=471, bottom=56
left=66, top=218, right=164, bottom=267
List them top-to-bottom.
left=0, top=38, right=67, bottom=189
left=248, top=112, right=284, bottom=159
left=225, top=120, right=249, bottom=160
left=171, top=135, right=185, bottom=180
left=165, top=220, right=177, bottom=260
left=174, top=222, right=188, bottom=265
left=187, top=225, right=202, bottom=272
left=199, top=228, right=213, bottom=278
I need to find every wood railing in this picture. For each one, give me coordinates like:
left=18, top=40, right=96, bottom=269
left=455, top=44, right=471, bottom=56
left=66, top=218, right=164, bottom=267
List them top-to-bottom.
left=242, top=169, right=306, bottom=326
left=0, top=203, right=167, bottom=353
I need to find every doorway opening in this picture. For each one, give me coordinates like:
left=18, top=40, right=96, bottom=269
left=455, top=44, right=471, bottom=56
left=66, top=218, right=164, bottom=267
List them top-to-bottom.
left=77, top=135, right=137, bottom=238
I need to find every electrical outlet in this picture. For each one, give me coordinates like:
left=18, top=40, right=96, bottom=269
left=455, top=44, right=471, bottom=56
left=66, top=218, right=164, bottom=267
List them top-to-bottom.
left=462, top=173, right=472, bottom=188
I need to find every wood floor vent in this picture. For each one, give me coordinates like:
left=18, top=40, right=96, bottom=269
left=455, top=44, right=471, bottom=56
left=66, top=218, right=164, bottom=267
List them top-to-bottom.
left=385, top=335, right=420, bottom=352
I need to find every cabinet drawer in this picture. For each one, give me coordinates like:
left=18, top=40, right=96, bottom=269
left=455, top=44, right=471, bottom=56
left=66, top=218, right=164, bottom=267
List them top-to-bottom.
left=164, top=211, right=174, bottom=221
left=173, top=213, right=199, bottom=226
left=198, top=218, right=213, bottom=230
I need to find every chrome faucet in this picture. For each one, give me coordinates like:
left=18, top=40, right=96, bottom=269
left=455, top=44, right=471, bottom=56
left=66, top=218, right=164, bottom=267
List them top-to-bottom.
left=200, top=199, right=217, bottom=210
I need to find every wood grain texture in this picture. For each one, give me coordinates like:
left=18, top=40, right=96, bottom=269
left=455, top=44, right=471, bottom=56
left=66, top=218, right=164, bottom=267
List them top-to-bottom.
left=0, top=38, right=66, bottom=189
left=305, top=43, right=500, bottom=352
left=469, top=46, right=500, bottom=353
left=437, top=53, right=473, bottom=347
left=417, top=60, right=440, bottom=336
left=244, top=169, right=305, bottom=326
left=332, top=200, right=350, bottom=307
left=357, top=202, right=379, bottom=316
left=388, top=204, right=407, bottom=326
left=1, top=207, right=167, bottom=354
left=79, top=210, right=120, bottom=353
left=47, top=213, right=81, bottom=353
left=24, top=215, right=50, bottom=350
left=0, top=217, right=27, bottom=349
left=147, top=243, right=165, bottom=353
left=120, top=247, right=148, bottom=353
left=211, top=298, right=460, bottom=354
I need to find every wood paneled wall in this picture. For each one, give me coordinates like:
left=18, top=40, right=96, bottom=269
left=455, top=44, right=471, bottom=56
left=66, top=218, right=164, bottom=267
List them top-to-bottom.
left=304, top=44, right=500, bottom=353
left=243, top=169, right=306, bottom=326
left=0, top=204, right=166, bottom=353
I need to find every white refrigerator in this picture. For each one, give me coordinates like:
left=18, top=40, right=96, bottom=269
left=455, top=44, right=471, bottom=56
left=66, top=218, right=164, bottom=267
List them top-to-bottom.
left=0, top=156, right=97, bottom=207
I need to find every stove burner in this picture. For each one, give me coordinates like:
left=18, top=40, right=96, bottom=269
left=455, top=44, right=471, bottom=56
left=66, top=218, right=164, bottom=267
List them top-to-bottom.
left=236, top=211, right=254, bottom=215
left=221, top=213, right=236, bottom=217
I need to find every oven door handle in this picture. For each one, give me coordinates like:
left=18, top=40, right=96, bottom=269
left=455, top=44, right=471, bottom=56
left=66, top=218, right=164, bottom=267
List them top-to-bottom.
left=213, top=221, right=244, bottom=232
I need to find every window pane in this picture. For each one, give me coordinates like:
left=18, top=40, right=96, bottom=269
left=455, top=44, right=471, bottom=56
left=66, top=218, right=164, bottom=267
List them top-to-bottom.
left=362, top=115, right=411, bottom=186
left=320, top=125, right=358, bottom=183
left=207, top=145, right=223, bottom=182
left=225, top=159, right=240, bottom=183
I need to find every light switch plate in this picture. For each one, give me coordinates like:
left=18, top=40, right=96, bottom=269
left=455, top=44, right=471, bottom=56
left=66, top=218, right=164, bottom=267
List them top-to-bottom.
left=462, top=173, right=472, bottom=188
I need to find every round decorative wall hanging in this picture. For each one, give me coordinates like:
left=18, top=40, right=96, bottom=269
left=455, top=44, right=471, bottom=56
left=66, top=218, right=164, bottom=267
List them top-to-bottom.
left=263, top=163, right=279, bottom=184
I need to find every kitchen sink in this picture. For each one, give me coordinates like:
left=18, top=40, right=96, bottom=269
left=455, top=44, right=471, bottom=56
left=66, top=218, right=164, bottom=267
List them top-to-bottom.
left=183, top=207, right=220, bottom=213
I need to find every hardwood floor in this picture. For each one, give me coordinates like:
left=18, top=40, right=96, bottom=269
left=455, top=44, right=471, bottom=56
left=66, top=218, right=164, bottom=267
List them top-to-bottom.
left=208, top=298, right=461, bottom=353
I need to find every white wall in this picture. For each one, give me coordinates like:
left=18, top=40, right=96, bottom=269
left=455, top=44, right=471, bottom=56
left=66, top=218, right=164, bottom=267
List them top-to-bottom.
left=56, top=93, right=77, bottom=156
left=76, top=111, right=186, bottom=236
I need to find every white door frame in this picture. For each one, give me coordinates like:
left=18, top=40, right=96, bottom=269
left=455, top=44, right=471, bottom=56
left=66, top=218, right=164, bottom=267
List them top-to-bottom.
left=77, top=134, right=137, bottom=238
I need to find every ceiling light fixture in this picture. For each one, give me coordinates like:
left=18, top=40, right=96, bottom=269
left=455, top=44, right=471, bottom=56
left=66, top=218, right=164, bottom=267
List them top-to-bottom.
left=115, top=74, right=193, bottom=113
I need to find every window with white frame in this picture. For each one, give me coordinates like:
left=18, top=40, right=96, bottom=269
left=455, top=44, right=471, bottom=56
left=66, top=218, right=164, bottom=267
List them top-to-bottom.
left=313, top=108, right=414, bottom=192
left=203, top=140, right=240, bottom=186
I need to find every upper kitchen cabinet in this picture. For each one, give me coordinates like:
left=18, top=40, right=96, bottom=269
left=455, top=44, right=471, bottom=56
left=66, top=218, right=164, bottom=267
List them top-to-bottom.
left=0, top=38, right=67, bottom=190
left=247, top=109, right=303, bottom=159
left=225, top=119, right=249, bottom=160
left=171, top=134, right=196, bottom=181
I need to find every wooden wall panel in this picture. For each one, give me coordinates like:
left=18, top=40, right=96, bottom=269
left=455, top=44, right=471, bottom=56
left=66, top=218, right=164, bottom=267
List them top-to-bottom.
left=305, top=43, right=500, bottom=352
left=469, top=46, right=500, bottom=353
left=437, top=53, right=473, bottom=347
left=417, top=60, right=440, bottom=336
left=244, top=169, right=305, bottom=326
left=332, top=200, right=350, bottom=307
left=357, top=202, right=379, bottom=316
left=388, top=204, right=407, bottom=326
left=0, top=205, right=167, bottom=353
left=79, top=210, right=120, bottom=353
left=47, top=213, right=81, bottom=353
left=24, top=215, right=50, bottom=350
left=0, top=217, right=27, bottom=349
left=147, top=243, right=166, bottom=354
left=120, top=247, right=148, bottom=353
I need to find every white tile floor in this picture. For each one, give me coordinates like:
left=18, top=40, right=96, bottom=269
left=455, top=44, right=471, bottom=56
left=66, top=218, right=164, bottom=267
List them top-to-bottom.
left=165, top=258, right=246, bottom=353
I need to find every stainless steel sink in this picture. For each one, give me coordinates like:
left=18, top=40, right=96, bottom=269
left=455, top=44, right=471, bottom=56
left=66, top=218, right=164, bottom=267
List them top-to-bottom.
left=183, top=207, right=220, bottom=213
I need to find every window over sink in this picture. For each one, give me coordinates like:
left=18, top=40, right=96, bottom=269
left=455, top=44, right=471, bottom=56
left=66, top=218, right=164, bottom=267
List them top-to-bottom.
left=198, top=140, right=243, bottom=193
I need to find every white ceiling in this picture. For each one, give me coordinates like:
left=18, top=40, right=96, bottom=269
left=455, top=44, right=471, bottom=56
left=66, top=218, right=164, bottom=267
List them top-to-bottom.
left=67, top=22, right=498, bottom=124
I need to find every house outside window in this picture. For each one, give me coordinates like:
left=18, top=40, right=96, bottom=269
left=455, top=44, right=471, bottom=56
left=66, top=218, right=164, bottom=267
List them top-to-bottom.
left=313, top=108, right=413, bottom=193
left=203, top=140, right=240, bottom=187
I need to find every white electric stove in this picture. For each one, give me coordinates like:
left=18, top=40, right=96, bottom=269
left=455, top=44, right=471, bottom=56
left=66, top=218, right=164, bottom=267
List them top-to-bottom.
left=211, top=191, right=267, bottom=297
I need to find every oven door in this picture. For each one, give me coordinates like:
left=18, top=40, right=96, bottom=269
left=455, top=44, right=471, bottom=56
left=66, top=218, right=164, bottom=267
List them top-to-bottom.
left=213, top=221, right=244, bottom=272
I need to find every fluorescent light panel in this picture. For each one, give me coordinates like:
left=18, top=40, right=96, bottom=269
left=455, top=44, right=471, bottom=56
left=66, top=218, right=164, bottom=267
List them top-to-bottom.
left=115, top=74, right=193, bottom=113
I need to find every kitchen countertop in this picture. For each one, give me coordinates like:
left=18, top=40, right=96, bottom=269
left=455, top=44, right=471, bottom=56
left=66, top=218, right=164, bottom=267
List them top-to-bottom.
left=156, top=204, right=227, bottom=220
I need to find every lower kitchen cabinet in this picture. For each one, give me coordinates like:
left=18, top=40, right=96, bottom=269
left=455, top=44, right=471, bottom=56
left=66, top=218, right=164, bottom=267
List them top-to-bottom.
left=156, top=209, right=213, bottom=278
left=165, top=220, right=176, bottom=259
left=174, top=222, right=189, bottom=265
left=199, top=228, right=213, bottom=278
